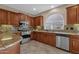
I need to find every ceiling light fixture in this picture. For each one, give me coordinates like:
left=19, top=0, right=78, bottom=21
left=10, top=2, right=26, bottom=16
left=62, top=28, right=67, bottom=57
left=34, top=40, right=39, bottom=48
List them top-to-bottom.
left=50, top=5, right=54, bottom=8
left=33, top=8, right=36, bottom=11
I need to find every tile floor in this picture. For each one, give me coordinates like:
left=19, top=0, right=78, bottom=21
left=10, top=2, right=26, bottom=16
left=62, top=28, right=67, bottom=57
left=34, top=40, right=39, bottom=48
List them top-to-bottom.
left=20, top=40, right=70, bottom=54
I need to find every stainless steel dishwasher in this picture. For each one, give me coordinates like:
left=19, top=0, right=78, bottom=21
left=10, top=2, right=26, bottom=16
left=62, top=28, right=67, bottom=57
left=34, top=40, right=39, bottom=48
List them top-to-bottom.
left=56, top=34, right=69, bottom=51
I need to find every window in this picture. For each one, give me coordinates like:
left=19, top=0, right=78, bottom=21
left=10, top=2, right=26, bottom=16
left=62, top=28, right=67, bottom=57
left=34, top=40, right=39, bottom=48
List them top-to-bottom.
left=44, top=13, right=64, bottom=30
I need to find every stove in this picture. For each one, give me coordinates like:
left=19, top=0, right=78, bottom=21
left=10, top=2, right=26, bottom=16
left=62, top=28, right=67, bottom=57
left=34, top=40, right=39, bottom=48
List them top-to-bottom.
left=19, top=20, right=31, bottom=44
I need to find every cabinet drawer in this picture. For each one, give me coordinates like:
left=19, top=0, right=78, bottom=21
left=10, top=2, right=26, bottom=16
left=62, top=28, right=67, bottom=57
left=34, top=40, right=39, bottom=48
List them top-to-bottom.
left=70, top=35, right=79, bottom=39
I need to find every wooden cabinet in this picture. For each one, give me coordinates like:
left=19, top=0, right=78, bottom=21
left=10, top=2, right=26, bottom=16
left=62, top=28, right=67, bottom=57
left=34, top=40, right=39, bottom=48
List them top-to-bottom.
left=67, top=5, right=79, bottom=24
left=77, top=6, right=79, bottom=23
left=0, top=9, right=8, bottom=24
left=0, top=9, right=19, bottom=26
left=0, top=9, right=43, bottom=27
left=8, top=12, right=19, bottom=26
left=18, top=13, right=26, bottom=21
left=18, top=13, right=34, bottom=26
left=27, top=15, right=34, bottom=26
left=28, top=16, right=43, bottom=28
left=33, top=16, right=43, bottom=27
left=31, top=31, right=56, bottom=46
left=31, top=32, right=37, bottom=40
left=46, top=33, right=56, bottom=46
left=69, top=35, right=79, bottom=53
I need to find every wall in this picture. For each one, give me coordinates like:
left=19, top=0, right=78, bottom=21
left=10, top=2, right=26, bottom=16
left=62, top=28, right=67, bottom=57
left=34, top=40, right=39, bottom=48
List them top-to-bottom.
left=36, top=4, right=76, bottom=26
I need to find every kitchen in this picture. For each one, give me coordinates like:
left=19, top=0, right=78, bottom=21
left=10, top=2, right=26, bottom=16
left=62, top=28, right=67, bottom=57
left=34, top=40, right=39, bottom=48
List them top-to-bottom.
left=0, top=4, right=79, bottom=54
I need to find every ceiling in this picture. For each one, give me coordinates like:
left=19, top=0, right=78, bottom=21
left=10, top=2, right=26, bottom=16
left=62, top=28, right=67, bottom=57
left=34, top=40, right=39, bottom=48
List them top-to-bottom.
left=4, top=4, right=63, bottom=16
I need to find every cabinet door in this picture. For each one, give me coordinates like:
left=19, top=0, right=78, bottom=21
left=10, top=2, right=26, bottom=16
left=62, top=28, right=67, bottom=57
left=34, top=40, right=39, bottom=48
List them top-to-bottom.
left=67, top=6, right=77, bottom=24
left=77, top=6, right=79, bottom=23
left=0, top=9, right=7, bottom=24
left=0, top=9, right=2, bottom=24
left=2, top=10, right=7, bottom=24
left=8, top=12, right=19, bottom=26
left=8, top=12, right=14, bottom=25
left=13, top=13, right=19, bottom=26
left=20, top=14, right=25, bottom=20
left=27, top=16, right=34, bottom=26
left=34, top=16, right=43, bottom=26
left=30, top=17, right=34, bottom=27
left=30, top=32, right=36, bottom=40
left=30, top=32, right=34, bottom=40
left=36, top=32, right=41, bottom=41
left=40, top=32, right=47, bottom=43
left=40, top=32, right=56, bottom=46
left=42, top=32, right=49, bottom=44
left=47, top=33, right=56, bottom=46
left=70, top=35, right=79, bottom=53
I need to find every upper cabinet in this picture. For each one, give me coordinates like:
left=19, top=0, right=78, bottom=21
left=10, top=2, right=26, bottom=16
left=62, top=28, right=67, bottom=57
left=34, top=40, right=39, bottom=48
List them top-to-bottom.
left=67, top=5, right=79, bottom=24
left=77, top=6, right=79, bottom=23
left=0, top=9, right=8, bottom=24
left=0, top=9, right=43, bottom=27
left=0, top=9, right=20, bottom=26
left=8, top=12, right=19, bottom=26
left=18, top=13, right=27, bottom=21
left=18, top=13, right=34, bottom=26
left=18, top=15, right=43, bottom=27
left=27, top=15, right=34, bottom=26
left=33, top=16, right=43, bottom=27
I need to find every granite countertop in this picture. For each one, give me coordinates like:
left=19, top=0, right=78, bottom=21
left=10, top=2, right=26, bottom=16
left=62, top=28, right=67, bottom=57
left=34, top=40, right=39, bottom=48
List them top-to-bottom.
left=33, top=30, right=79, bottom=35
left=0, top=32, right=21, bottom=50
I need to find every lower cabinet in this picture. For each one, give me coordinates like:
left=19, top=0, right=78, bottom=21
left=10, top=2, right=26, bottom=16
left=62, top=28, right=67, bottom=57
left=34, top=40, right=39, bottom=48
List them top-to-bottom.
left=31, top=31, right=56, bottom=46
left=31, top=31, right=79, bottom=53
left=30, top=32, right=37, bottom=40
left=69, top=35, right=79, bottom=53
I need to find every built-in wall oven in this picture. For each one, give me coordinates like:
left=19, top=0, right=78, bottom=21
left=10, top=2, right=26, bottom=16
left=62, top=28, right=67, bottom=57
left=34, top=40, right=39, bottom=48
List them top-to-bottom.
left=21, top=31, right=31, bottom=44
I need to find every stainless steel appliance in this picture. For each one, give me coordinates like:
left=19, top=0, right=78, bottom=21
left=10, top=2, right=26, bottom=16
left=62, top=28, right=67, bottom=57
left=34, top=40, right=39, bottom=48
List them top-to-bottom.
left=19, top=21, right=31, bottom=44
left=21, top=31, right=31, bottom=44
left=56, top=34, right=69, bottom=51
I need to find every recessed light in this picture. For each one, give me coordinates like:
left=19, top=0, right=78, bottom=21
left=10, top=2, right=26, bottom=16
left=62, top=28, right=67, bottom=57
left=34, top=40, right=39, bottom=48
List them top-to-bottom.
left=50, top=5, right=54, bottom=8
left=33, top=8, right=36, bottom=11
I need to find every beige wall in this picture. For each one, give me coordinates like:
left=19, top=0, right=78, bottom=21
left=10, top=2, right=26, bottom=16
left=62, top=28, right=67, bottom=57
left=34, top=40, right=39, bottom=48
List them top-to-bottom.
left=36, top=4, right=76, bottom=26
